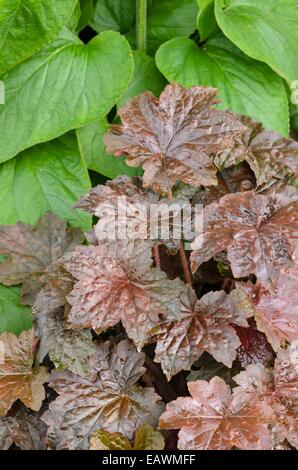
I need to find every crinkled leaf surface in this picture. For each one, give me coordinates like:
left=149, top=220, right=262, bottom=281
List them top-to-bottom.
left=0, top=0, right=77, bottom=76
left=215, top=0, right=298, bottom=82
left=0, top=30, right=133, bottom=163
left=155, top=36, right=289, bottom=135
left=105, top=83, right=243, bottom=193
left=215, top=116, right=298, bottom=189
left=0, top=134, right=91, bottom=230
left=74, top=175, right=189, bottom=247
left=191, top=191, right=298, bottom=289
left=0, top=213, right=84, bottom=301
left=64, top=242, right=183, bottom=349
left=240, top=268, right=298, bottom=350
left=33, top=269, right=95, bottom=376
left=0, top=285, right=32, bottom=335
left=152, top=286, right=250, bottom=379
left=0, top=328, right=47, bottom=415
left=42, top=340, right=164, bottom=449
left=234, top=348, right=298, bottom=449
left=159, top=377, right=271, bottom=450
left=0, top=406, right=47, bottom=450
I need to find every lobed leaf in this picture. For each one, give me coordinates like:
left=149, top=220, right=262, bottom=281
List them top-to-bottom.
left=104, top=83, right=243, bottom=193
left=191, top=191, right=298, bottom=289
left=63, top=242, right=183, bottom=349
left=152, top=286, right=251, bottom=380
left=0, top=328, right=47, bottom=415
left=42, top=340, right=164, bottom=449
left=159, top=377, right=272, bottom=450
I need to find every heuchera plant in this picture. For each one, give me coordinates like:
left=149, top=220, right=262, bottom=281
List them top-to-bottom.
left=0, top=82, right=298, bottom=451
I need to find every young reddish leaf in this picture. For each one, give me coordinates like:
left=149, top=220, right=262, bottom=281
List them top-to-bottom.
left=104, top=83, right=243, bottom=193
left=216, top=116, right=298, bottom=189
left=191, top=191, right=298, bottom=289
left=0, top=213, right=84, bottom=303
left=63, top=242, right=183, bottom=349
left=32, top=266, right=95, bottom=376
left=242, top=267, right=298, bottom=350
left=152, top=286, right=250, bottom=380
left=234, top=318, right=274, bottom=367
left=0, top=328, right=48, bottom=415
left=42, top=340, right=164, bottom=449
left=159, top=377, right=272, bottom=450
left=0, top=406, right=47, bottom=450
left=89, top=424, right=164, bottom=450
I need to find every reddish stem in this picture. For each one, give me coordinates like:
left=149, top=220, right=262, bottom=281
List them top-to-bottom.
left=167, top=188, right=192, bottom=285
left=152, top=245, right=161, bottom=268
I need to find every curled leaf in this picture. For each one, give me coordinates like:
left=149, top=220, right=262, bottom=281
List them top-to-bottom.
left=104, top=83, right=243, bottom=193
left=215, top=116, right=298, bottom=189
left=191, top=191, right=298, bottom=289
left=239, top=266, right=298, bottom=350
left=42, top=340, right=164, bottom=449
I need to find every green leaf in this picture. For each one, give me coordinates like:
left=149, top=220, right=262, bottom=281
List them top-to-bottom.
left=0, top=0, right=78, bottom=76
left=77, top=0, right=95, bottom=32
left=91, top=0, right=135, bottom=34
left=92, top=0, right=198, bottom=55
left=146, top=0, right=198, bottom=53
left=197, top=0, right=219, bottom=40
left=215, top=0, right=298, bottom=83
left=68, top=1, right=82, bottom=31
left=0, top=30, right=134, bottom=163
left=156, top=36, right=289, bottom=135
left=118, top=51, right=167, bottom=108
left=76, top=118, right=139, bottom=179
left=0, top=133, right=91, bottom=230
left=0, top=285, right=32, bottom=335
left=187, top=353, right=238, bottom=386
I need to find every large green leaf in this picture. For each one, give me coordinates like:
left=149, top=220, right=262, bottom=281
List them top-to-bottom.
left=0, top=0, right=78, bottom=76
left=91, top=0, right=135, bottom=33
left=197, top=0, right=219, bottom=40
left=215, top=0, right=298, bottom=83
left=0, top=30, right=134, bottom=163
left=156, top=36, right=289, bottom=135
left=118, top=51, right=167, bottom=108
left=76, top=118, right=139, bottom=179
left=0, top=133, right=91, bottom=230
left=0, top=285, right=32, bottom=335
